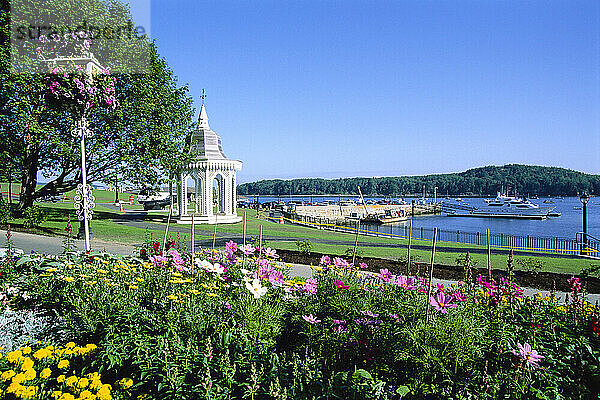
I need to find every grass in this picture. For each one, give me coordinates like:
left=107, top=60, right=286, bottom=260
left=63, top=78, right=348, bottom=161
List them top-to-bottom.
left=2, top=183, right=597, bottom=275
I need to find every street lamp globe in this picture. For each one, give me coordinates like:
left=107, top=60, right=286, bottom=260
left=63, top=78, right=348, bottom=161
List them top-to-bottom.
left=580, top=192, right=590, bottom=205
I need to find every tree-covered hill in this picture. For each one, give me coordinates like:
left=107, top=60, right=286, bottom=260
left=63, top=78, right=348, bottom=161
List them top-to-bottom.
left=237, top=165, right=600, bottom=197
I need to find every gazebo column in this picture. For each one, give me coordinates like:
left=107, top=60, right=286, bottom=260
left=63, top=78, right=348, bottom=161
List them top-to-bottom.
left=205, top=172, right=213, bottom=216
left=231, top=173, right=237, bottom=216
left=225, top=174, right=232, bottom=215
left=181, top=175, right=188, bottom=216
left=194, top=176, right=200, bottom=213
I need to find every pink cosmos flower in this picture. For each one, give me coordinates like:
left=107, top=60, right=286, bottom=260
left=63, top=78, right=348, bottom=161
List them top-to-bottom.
left=225, top=240, right=238, bottom=255
left=239, top=244, right=255, bottom=255
left=263, top=247, right=278, bottom=258
left=150, top=255, right=169, bottom=268
left=320, top=255, right=331, bottom=265
left=333, top=257, right=349, bottom=269
left=359, top=262, right=368, bottom=269
left=379, top=268, right=393, bottom=282
left=303, top=278, right=318, bottom=294
left=334, top=279, right=350, bottom=290
left=430, top=292, right=459, bottom=314
left=302, top=314, right=321, bottom=324
left=512, top=342, right=544, bottom=368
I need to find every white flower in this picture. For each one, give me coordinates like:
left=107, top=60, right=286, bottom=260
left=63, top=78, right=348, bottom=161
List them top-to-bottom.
left=195, top=259, right=224, bottom=274
left=240, top=268, right=251, bottom=275
left=245, top=278, right=268, bottom=299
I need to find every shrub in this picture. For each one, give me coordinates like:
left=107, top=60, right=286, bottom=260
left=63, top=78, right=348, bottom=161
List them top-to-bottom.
left=0, top=197, right=12, bottom=225
left=23, top=205, right=47, bottom=229
left=295, top=239, right=313, bottom=254
left=515, top=257, right=545, bottom=274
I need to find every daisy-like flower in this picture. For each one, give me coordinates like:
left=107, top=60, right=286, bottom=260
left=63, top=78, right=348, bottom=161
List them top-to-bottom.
left=239, top=244, right=256, bottom=255
left=263, top=247, right=278, bottom=258
left=320, top=255, right=331, bottom=265
left=245, top=278, right=268, bottom=299
left=334, top=279, right=350, bottom=289
left=429, top=292, right=458, bottom=314
left=302, top=314, right=321, bottom=324
left=512, top=342, right=544, bottom=368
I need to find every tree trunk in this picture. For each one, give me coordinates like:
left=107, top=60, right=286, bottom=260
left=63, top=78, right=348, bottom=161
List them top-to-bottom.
left=18, top=143, right=40, bottom=214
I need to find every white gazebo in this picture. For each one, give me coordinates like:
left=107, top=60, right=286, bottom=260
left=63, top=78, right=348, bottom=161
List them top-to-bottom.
left=176, top=104, right=242, bottom=224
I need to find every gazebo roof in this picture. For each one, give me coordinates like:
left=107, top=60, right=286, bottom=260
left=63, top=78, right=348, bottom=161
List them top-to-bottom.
left=189, top=104, right=228, bottom=160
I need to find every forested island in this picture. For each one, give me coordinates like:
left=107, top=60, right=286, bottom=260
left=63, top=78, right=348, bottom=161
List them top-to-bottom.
left=238, top=164, right=599, bottom=197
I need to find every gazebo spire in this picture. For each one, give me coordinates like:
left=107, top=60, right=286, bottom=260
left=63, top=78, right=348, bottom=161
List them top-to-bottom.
left=198, top=103, right=210, bottom=130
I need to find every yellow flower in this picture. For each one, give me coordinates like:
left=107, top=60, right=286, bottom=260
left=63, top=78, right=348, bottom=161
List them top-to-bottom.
left=47, top=267, right=59, bottom=272
left=62, top=277, right=75, bottom=282
left=136, top=278, right=144, bottom=282
left=128, top=284, right=138, bottom=290
left=189, top=289, right=200, bottom=295
left=167, top=295, right=178, bottom=301
left=66, top=342, right=76, bottom=349
left=22, top=347, right=32, bottom=355
left=33, top=348, right=52, bottom=360
left=7, top=350, right=22, bottom=363
left=20, top=357, right=34, bottom=371
left=58, top=359, right=70, bottom=369
left=23, top=368, right=36, bottom=381
left=41, top=368, right=52, bottom=379
left=1, top=369, right=16, bottom=381
left=12, top=372, right=26, bottom=384
left=57, top=374, right=66, bottom=383
left=66, top=375, right=78, bottom=388
left=77, top=377, right=90, bottom=388
left=118, top=377, right=133, bottom=389
left=96, top=384, right=112, bottom=400
left=78, top=390, right=95, bottom=400
left=52, top=391, right=63, bottom=399
left=59, top=393, right=76, bottom=400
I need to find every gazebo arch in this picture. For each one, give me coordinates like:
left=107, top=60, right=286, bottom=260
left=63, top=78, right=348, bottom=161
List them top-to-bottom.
left=176, top=104, right=242, bottom=224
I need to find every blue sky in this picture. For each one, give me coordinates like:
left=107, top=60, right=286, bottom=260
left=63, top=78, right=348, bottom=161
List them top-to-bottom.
left=138, top=0, right=598, bottom=183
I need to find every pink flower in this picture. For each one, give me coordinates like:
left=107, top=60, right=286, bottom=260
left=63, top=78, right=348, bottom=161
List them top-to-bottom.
left=225, top=240, right=238, bottom=255
left=239, top=244, right=255, bottom=255
left=263, top=247, right=278, bottom=258
left=150, top=255, right=169, bottom=268
left=320, top=255, right=331, bottom=265
left=333, top=257, right=349, bottom=269
left=359, top=262, right=368, bottom=269
left=379, top=268, right=393, bottom=282
left=568, top=276, right=581, bottom=293
left=303, top=278, right=318, bottom=294
left=334, top=279, right=350, bottom=289
left=429, top=292, right=458, bottom=314
left=303, top=314, right=321, bottom=324
left=512, top=342, right=544, bottom=368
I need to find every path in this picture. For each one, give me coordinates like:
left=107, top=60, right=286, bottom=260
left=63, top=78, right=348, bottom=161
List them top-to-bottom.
left=2, top=229, right=597, bottom=303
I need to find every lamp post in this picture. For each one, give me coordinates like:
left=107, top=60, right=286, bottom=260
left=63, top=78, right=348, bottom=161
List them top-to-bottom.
left=44, top=53, right=105, bottom=252
left=580, top=192, right=589, bottom=255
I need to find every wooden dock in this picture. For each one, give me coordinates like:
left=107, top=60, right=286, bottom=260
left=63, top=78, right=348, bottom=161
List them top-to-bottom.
left=291, top=203, right=441, bottom=225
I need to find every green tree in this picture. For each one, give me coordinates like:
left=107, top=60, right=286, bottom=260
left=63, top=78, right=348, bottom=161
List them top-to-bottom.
left=0, top=0, right=195, bottom=213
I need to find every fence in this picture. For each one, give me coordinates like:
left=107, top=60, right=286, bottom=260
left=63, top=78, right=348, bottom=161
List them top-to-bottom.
left=262, top=212, right=599, bottom=257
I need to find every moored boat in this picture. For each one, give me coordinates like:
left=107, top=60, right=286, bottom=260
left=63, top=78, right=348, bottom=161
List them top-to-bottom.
left=446, top=192, right=555, bottom=219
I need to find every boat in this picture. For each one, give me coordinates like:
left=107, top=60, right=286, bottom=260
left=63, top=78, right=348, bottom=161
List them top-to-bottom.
left=446, top=192, right=555, bottom=219
left=543, top=199, right=555, bottom=204
left=362, top=209, right=408, bottom=224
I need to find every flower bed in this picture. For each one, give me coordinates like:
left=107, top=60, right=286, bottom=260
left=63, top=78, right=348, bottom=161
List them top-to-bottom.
left=1, top=240, right=599, bottom=399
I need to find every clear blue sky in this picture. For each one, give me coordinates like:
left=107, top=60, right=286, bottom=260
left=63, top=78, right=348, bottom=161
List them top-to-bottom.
left=141, top=0, right=599, bottom=183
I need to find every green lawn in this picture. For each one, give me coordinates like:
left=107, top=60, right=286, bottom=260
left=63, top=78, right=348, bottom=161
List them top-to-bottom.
left=2, top=185, right=597, bottom=275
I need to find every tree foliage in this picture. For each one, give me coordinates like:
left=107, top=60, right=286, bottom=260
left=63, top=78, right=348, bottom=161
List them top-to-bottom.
left=0, top=0, right=195, bottom=212
left=238, top=164, right=600, bottom=197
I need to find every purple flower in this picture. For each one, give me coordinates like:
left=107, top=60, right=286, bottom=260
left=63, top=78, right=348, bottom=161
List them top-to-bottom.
left=225, top=240, right=238, bottom=255
left=239, top=244, right=255, bottom=255
left=263, top=247, right=278, bottom=258
left=150, top=255, right=169, bottom=268
left=320, top=255, right=331, bottom=265
left=333, top=257, right=349, bottom=269
left=359, top=262, right=368, bottom=269
left=379, top=268, right=393, bottom=282
left=303, top=278, right=318, bottom=294
left=334, top=279, right=350, bottom=290
left=429, top=292, right=459, bottom=314
left=361, top=310, right=379, bottom=318
left=303, top=314, right=321, bottom=324
left=332, top=319, right=348, bottom=333
left=512, top=342, right=544, bottom=368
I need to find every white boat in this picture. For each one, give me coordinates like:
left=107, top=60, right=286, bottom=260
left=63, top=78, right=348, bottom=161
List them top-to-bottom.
left=447, top=192, right=555, bottom=219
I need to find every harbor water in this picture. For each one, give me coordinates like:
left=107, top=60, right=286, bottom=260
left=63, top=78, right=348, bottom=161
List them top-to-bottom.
left=250, top=196, right=599, bottom=240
